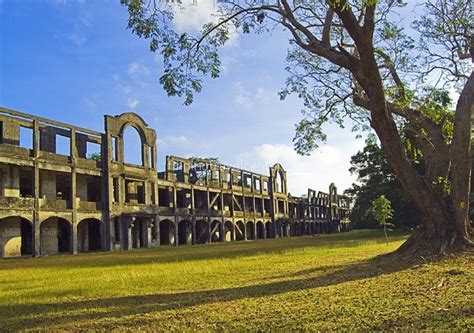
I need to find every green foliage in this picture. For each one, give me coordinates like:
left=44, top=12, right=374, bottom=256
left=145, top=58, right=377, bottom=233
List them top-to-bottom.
left=121, top=0, right=230, bottom=105
left=121, top=0, right=470, bottom=162
left=345, top=142, right=420, bottom=230
left=87, top=152, right=101, bottom=162
left=432, top=176, right=451, bottom=196
left=371, top=195, right=394, bottom=227
left=371, top=195, right=394, bottom=244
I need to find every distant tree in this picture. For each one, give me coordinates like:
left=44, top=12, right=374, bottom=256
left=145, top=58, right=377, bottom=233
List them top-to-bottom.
left=122, top=0, right=473, bottom=255
left=345, top=142, right=420, bottom=230
left=88, top=152, right=101, bottom=163
left=189, top=157, right=221, bottom=183
left=371, top=195, right=394, bottom=245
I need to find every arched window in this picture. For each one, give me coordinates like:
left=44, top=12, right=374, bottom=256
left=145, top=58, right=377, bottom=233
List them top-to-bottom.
left=123, top=126, right=143, bottom=166
left=276, top=171, right=284, bottom=193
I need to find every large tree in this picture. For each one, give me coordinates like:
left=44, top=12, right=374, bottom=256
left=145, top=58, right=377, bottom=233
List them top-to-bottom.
left=121, top=0, right=473, bottom=256
left=345, top=141, right=421, bottom=230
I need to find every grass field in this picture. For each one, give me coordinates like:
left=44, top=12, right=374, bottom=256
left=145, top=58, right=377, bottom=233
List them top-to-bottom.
left=0, top=230, right=472, bottom=331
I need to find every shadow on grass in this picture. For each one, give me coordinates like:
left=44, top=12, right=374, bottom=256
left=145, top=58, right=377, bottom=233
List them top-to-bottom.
left=0, top=230, right=409, bottom=271
left=0, top=251, right=417, bottom=330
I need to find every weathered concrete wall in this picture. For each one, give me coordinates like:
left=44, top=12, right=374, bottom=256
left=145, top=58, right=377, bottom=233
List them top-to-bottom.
left=2, top=122, right=19, bottom=145
left=0, top=164, right=20, bottom=197
left=40, top=171, right=56, bottom=199
left=76, top=174, right=88, bottom=201
left=0, top=217, right=21, bottom=257
left=40, top=218, right=58, bottom=255
left=77, top=221, right=89, bottom=252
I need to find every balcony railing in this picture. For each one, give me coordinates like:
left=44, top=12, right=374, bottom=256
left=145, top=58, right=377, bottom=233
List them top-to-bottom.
left=0, top=196, right=34, bottom=209
left=39, top=198, right=70, bottom=210
left=78, top=200, right=101, bottom=211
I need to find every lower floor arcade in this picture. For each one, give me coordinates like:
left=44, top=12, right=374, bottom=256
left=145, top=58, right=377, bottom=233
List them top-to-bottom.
left=0, top=214, right=351, bottom=258
left=109, top=215, right=351, bottom=250
left=0, top=216, right=104, bottom=258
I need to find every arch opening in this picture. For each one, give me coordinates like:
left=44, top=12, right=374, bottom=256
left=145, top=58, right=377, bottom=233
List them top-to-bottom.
left=123, top=125, right=143, bottom=166
left=276, top=171, right=284, bottom=193
left=0, top=217, right=33, bottom=258
left=40, top=217, right=71, bottom=255
left=77, top=218, right=102, bottom=252
left=131, top=218, right=148, bottom=248
left=159, top=220, right=175, bottom=245
left=178, top=220, right=193, bottom=245
left=195, top=220, right=208, bottom=244
left=210, top=220, right=221, bottom=243
left=224, top=221, right=233, bottom=241
left=235, top=221, right=245, bottom=241
left=256, top=221, right=265, bottom=240
left=246, top=222, right=255, bottom=240
left=265, top=222, right=273, bottom=239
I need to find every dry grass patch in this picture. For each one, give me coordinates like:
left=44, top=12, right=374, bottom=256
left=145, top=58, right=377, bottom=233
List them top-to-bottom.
left=0, top=230, right=472, bottom=331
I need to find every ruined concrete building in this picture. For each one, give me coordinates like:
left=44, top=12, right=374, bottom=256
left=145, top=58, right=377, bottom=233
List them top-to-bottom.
left=0, top=108, right=351, bottom=258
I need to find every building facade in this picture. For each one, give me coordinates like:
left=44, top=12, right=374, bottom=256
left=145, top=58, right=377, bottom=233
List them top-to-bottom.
left=0, top=108, right=351, bottom=258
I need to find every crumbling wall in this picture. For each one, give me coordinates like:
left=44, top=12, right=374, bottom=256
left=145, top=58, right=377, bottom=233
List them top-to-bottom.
left=0, top=165, right=20, bottom=197
left=40, top=171, right=56, bottom=199
left=0, top=217, right=21, bottom=257
left=40, top=218, right=58, bottom=255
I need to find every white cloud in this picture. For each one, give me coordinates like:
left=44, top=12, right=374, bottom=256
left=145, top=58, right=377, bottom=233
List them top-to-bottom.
left=172, top=0, right=239, bottom=46
left=172, top=0, right=218, bottom=32
left=51, top=2, right=91, bottom=46
left=66, top=27, right=87, bottom=46
left=220, top=56, right=238, bottom=75
left=128, top=61, right=151, bottom=77
left=233, top=81, right=269, bottom=109
left=83, top=97, right=97, bottom=109
left=127, top=99, right=139, bottom=110
left=157, top=135, right=191, bottom=149
left=236, top=140, right=365, bottom=197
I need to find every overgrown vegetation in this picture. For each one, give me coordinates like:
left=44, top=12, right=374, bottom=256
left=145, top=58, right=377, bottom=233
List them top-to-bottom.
left=346, top=142, right=420, bottom=230
left=371, top=195, right=394, bottom=244
left=0, top=230, right=472, bottom=330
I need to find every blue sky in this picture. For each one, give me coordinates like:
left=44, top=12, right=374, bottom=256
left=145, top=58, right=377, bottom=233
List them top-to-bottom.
left=0, top=0, right=366, bottom=196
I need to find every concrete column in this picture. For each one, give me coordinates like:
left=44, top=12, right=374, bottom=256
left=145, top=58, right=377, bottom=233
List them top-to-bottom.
left=32, top=120, right=40, bottom=256
left=142, top=144, right=149, bottom=169
left=70, top=164, right=78, bottom=254
left=33, top=168, right=41, bottom=256
left=172, top=186, right=177, bottom=210
left=120, top=215, right=132, bottom=250
left=154, top=217, right=160, bottom=246
left=206, top=217, right=211, bottom=243
left=143, top=218, right=152, bottom=248
left=174, top=218, right=178, bottom=246
left=192, top=219, right=196, bottom=245
left=220, top=219, right=225, bottom=242
left=71, top=220, right=78, bottom=255
left=33, top=221, right=41, bottom=257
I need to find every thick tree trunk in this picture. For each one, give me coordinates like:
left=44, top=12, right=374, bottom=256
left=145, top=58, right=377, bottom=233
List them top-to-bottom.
left=354, top=36, right=472, bottom=258
left=450, top=72, right=474, bottom=242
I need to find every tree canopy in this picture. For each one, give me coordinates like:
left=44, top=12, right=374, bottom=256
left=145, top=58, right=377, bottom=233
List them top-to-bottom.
left=121, top=0, right=473, bottom=256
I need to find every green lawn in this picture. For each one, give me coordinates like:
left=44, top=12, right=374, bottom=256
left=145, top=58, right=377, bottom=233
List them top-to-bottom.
left=0, top=230, right=472, bottom=331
